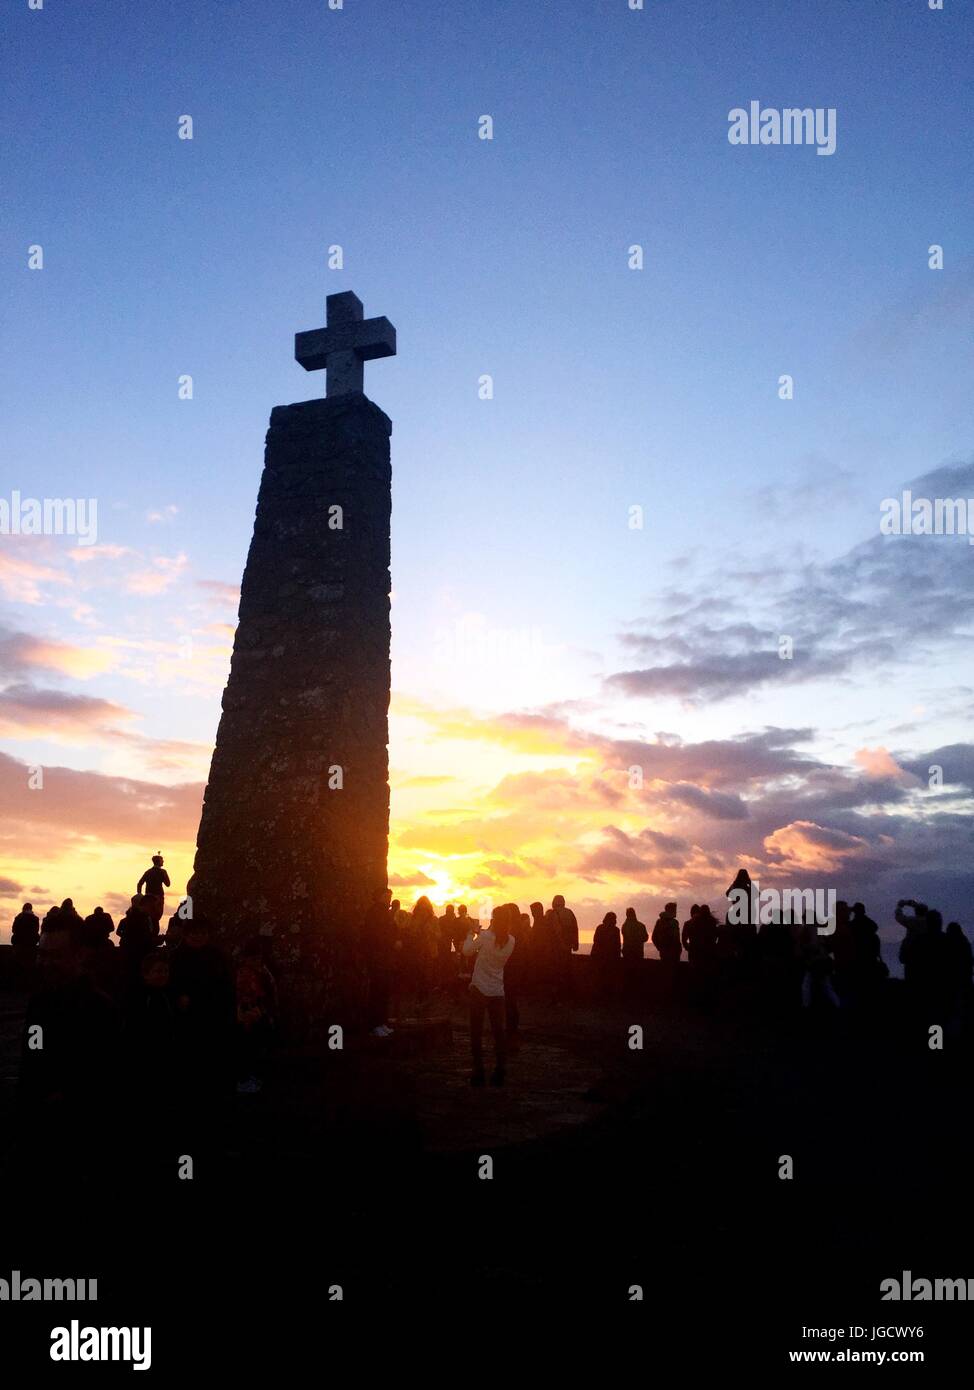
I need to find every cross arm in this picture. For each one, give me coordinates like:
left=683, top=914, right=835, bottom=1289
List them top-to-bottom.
left=294, top=317, right=397, bottom=372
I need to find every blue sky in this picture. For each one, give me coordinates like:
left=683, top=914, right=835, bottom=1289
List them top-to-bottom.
left=1, top=0, right=972, bottom=938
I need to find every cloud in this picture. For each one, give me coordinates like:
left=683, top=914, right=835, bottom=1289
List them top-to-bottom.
left=605, top=460, right=974, bottom=707
left=146, top=506, right=179, bottom=524
left=68, top=544, right=132, bottom=564
left=0, top=549, right=69, bottom=604
left=125, top=553, right=188, bottom=596
left=196, top=579, right=241, bottom=609
left=0, top=623, right=118, bottom=680
left=0, top=681, right=212, bottom=773
left=0, top=683, right=138, bottom=741
left=900, top=743, right=974, bottom=794
left=853, top=747, right=919, bottom=783
left=0, top=750, right=203, bottom=852
left=396, top=774, right=457, bottom=788
left=664, top=782, right=750, bottom=820
left=763, top=820, right=874, bottom=874
left=577, top=825, right=693, bottom=880
left=388, top=871, right=436, bottom=888
left=468, top=873, right=499, bottom=889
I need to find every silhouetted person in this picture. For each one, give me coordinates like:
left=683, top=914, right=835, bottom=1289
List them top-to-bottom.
left=137, top=853, right=170, bottom=933
left=726, top=870, right=758, bottom=965
left=726, top=870, right=752, bottom=921
left=362, top=887, right=397, bottom=1037
left=551, top=894, right=578, bottom=1000
left=552, top=894, right=579, bottom=952
left=117, top=896, right=155, bottom=978
left=407, top=896, right=438, bottom=1009
left=389, top=898, right=409, bottom=1017
left=44, top=899, right=81, bottom=948
left=12, top=901, right=40, bottom=945
left=829, top=901, right=856, bottom=998
left=652, top=902, right=682, bottom=965
left=841, top=902, right=886, bottom=1008
left=11, top=903, right=40, bottom=976
left=38, top=903, right=61, bottom=952
left=437, top=903, right=457, bottom=987
left=684, top=903, right=719, bottom=969
left=898, top=903, right=950, bottom=1026
left=462, top=904, right=514, bottom=1086
left=79, top=905, right=114, bottom=949
left=450, top=905, right=476, bottom=998
left=454, top=905, right=475, bottom=951
left=163, top=907, right=187, bottom=948
left=621, top=907, right=648, bottom=963
left=535, top=908, right=562, bottom=1002
left=591, top=911, right=621, bottom=997
left=756, top=914, right=799, bottom=1012
left=798, top=917, right=838, bottom=1011
left=78, top=927, right=123, bottom=1000
left=19, top=930, right=121, bottom=1179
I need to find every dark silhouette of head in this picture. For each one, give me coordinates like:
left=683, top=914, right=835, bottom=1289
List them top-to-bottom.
left=152, top=854, right=164, bottom=867
left=413, top=895, right=434, bottom=920
left=552, top=895, right=566, bottom=910
left=530, top=901, right=544, bottom=922
left=23, top=903, right=33, bottom=913
left=493, top=903, right=513, bottom=946
left=625, top=907, right=636, bottom=920
left=603, top=912, right=617, bottom=927
left=183, top=920, right=210, bottom=949
left=141, top=953, right=170, bottom=988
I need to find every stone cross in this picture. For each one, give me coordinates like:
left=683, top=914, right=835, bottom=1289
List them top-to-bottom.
left=294, top=290, right=396, bottom=397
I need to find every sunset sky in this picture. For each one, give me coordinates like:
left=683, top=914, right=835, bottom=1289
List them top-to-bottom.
left=3, top=1, right=972, bottom=948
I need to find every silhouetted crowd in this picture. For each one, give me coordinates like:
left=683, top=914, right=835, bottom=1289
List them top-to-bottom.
left=9, top=856, right=278, bottom=1176
left=8, top=858, right=973, bottom=1114
left=358, top=872, right=974, bottom=1086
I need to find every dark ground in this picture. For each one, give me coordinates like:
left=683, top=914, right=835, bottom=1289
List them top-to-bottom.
left=2, top=962, right=972, bottom=1374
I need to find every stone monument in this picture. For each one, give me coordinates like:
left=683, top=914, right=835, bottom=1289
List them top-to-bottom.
left=189, top=291, right=396, bottom=996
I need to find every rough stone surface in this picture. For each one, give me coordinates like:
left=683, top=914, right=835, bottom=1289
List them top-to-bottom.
left=189, top=391, right=392, bottom=977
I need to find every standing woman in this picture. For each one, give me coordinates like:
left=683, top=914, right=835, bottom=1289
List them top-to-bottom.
left=410, top=895, right=438, bottom=1010
left=462, top=904, right=515, bottom=1086
left=590, top=911, right=621, bottom=998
